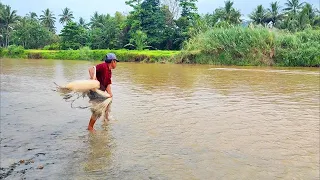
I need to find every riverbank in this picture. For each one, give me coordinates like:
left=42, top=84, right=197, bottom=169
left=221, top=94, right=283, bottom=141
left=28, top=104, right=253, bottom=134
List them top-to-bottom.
left=177, top=27, right=320, bottom=67
left=1, top=28, right=319, bottom=67
left=0, top=48, right=180, bottom=63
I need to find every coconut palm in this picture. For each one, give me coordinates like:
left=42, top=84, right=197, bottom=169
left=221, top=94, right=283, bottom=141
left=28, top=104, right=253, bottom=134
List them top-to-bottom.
left=215, top=0, right=241, bottom=24
left=284, top=0, right=304, bottom=15
left=224, top=1, right=234, bottom=21
left=268, top=1, right=282, bottom=25
left=296, top=3, right=317, bottom=29
left=302, top=3, right=316, bottom=24
left=0, top=5, right=19, bottom=47
left=249, top=5, right=268, bottom=25
left=59, top=7, right=74, bottom=24
left=39, top=8, right=56, bottom=32
left=90, top=11, right=100, bottom=28
left=27, top=12, right=38, bottom=20
left=90, top=12, right=108, bottom=28
left=78, top=17, right=88, bottom=29
left=79, top=17, right=85, bottom=26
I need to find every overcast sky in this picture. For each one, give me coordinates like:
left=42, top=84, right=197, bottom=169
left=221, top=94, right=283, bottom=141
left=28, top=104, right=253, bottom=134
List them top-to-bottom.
left=2, top=0, right=319, bottom=33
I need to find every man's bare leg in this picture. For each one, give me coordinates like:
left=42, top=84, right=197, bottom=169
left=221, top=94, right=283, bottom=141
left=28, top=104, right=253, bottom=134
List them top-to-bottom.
left=104, top=102, right=112, bottom=123
left=103, top=109, right=109, bottom=123
left=88, top=114, right=97, bottom=132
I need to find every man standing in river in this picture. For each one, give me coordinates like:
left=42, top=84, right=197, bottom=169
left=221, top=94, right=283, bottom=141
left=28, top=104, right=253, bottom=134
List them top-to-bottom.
left=87, top=53, right=119, bottom=131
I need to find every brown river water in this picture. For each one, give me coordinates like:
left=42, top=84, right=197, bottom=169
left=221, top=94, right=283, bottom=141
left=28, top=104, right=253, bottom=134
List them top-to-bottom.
left=0, top=58, right=319, bottom=179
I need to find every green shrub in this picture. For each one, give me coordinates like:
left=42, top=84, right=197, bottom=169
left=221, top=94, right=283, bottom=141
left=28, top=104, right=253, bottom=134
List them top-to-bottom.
left=178, top=27, right=275, bottom=65
left=178, top=27, right=320, bottom=67
left=275, top=30, right=320, bottom=67
left=7, top=45, right=25, bottom=57
left=79, top=46, right=92, bottom=60
left=0, top=48, right=3, bottom=57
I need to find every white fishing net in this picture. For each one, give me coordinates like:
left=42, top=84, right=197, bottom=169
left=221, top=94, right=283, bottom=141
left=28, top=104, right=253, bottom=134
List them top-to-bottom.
left=54, top=83, right=112, bottom=120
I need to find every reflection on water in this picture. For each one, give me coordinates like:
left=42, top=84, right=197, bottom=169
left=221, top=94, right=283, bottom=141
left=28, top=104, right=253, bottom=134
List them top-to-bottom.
left=1, top=58, right=319, bottom=179
left=84, top=126, right=113, bottom=172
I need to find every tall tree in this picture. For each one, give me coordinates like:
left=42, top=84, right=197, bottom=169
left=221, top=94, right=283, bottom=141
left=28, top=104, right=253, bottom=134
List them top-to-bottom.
left=125, top=0, right=142, bottom=8
left=139, top=0, right=166, bottom=49
left=161, top=0, right=180, bottom=19
left=174, top=0, right=199, bottom=48
left=179, top=0, right=198, bottom=21
left=215, top=0, right=241, bottom=24
left=284, top=0, right=304, bottom=15
left=268, top=1, right=282, bottom=25
left=0, top=3, right=4, bottom=46
left=302, top=3, right=316, bottom=26
left=160, top=4, right=180, bottom=49
left=0, top=5, right=19, bottom=47
left=249, top=5, right=268, bottom=25
left=59, top=7, right=74, bottom=25
left=40, top=8, right=56, bottom=32
left=114, top=11, right=127, bottom=48
left=27, top=12, right=38, bottom=20
left=89, top=12, right=124, bottom=49
left=90, top=12, right=108, bottom=28
left=12, top=16, right=56, bottom=49
left=78, top=17, right=88, bottom=28
left=60, top=22, right=87, bottom=49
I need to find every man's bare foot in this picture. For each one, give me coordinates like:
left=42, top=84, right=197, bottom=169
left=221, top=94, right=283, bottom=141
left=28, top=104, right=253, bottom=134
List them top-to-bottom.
left=87, top=126, right=96, bottom=133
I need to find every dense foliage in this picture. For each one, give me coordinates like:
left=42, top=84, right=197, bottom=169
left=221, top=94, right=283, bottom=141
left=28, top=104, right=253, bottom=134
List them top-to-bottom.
left=0, top=0, right=319, bottom=66
left=1, top=0, right=319, bottom=50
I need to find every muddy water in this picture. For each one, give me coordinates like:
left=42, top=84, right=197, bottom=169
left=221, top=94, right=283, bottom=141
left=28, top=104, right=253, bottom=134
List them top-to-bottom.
left=0, top=58, right=319, bottom=179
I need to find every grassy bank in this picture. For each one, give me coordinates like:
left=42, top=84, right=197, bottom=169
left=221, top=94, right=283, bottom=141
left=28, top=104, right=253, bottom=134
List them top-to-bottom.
left=1, top=27, right=319, bottom=67
left=176, top=27, right=320, bottom=67
left=0, top=47, right=180, bottom=63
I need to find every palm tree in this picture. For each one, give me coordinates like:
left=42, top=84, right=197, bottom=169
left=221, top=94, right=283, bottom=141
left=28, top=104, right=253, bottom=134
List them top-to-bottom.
left=215, top=0, right=241, bottom=24
left=284, top=0, right=304, bottom=15
left=224, top=1, right=234, bottom=20
left=224, top=1, right=241, bottom=24
left=268, top=1, right=282, bottom=25
left=296, top=3, right=317, bottom=29
left=303, top=3, right=316, bottom=25
left=0, top=5, right=19, bottom=47
left=249, top=5, right=268, bottom=25
left=59, top=7, right=74, bottom=25
left=39, top=8, right=56, bottom=32
left=297, top=8, right=310, bottom=30
left=90, top=11, right=100, bottom=28
left=27, top=12, right=38, bottom=20
left=90, top=12, right=108, bottom=28
left=78, top=17, right=88, bottom=28
left=79, top=17, right=85, bottom=25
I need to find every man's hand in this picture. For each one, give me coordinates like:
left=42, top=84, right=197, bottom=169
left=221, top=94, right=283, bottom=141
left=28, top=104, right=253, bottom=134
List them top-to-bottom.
left=88, top=66, right=96, bottom=80
left=106, top=84, right=112, bottom=97
left=106, top=90, right=113, bottom=97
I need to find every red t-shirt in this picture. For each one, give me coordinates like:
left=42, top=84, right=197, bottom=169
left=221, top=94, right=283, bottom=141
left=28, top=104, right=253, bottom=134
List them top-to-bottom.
left=95, top=62, right=112, bottom=91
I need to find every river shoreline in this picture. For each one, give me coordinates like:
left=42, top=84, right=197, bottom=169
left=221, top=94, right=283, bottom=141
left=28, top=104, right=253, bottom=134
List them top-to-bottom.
left=1, top=47, right=319, bottom=67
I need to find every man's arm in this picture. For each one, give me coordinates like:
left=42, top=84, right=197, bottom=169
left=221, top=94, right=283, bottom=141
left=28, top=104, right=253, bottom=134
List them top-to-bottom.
left=88, top=66, right=96, bottom=80
left=106, top=84, right=112, bottom=97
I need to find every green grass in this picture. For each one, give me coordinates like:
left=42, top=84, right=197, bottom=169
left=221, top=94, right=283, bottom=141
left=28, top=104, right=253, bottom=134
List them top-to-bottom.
left=176, top=27, right=320, bottom=67
left=274, top=29, right=320, bottom=67
left=0, top=48, right=180, bottom=63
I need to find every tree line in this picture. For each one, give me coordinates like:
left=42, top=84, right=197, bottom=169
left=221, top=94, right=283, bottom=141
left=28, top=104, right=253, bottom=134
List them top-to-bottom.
left=0, top=0, right=319, bottom=50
